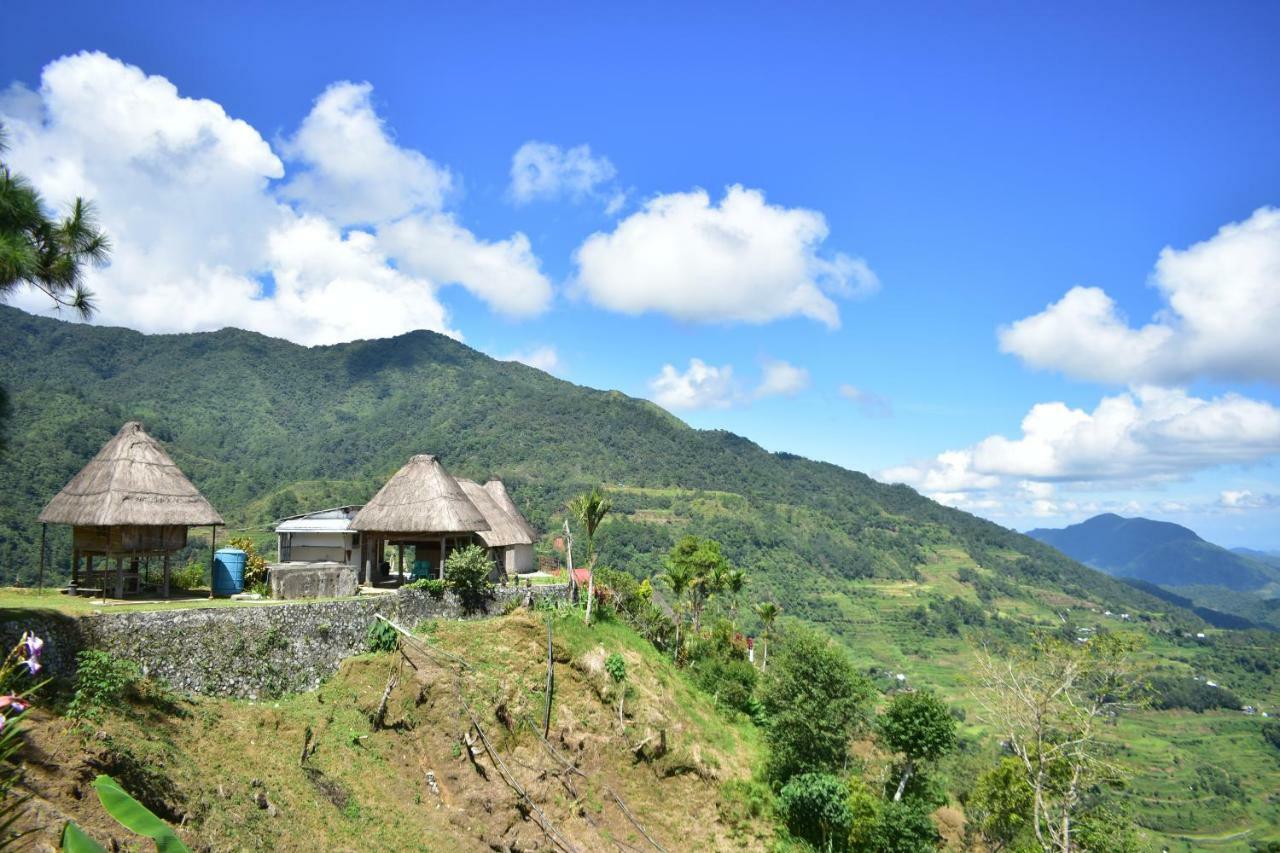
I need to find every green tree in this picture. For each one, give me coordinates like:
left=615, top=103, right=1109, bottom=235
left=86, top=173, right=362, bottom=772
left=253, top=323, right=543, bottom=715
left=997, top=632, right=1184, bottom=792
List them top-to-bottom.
left=0, top=123, right=108, bottom=452
left=0, top=124, right=108, bottom=316
left=567, top=486, right=611, bottom=625
left=667, top=535, right=731, bottom=634
left=661, top=560, right=694, bottom=654
left=724, top=567, right=747, bottom=626
left=753, top=601, right=780, bottom=670
left=761, top=626, right=875, bottom=784
left=974, top=632, right=1147, bottom=852
left=878, top=690, right=957, bottom=802
left=968, top=757, right=1036, bottom=852
left=777, top=772, right=854, bottom=851
left=863, top=799, right=940, bottom=853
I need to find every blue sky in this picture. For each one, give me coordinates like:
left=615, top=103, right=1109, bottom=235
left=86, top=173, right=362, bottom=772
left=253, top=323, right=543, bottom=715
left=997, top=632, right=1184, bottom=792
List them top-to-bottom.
left=4, top=2, right=1280, bottom=546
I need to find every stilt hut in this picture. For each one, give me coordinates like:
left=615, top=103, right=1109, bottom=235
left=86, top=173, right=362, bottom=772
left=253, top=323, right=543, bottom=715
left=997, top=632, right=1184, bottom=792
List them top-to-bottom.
left=37, top=421, right=224, bottom=598
left=351, top=455, right=490, bottom=583
left=457, top=479, right=536, bottom=577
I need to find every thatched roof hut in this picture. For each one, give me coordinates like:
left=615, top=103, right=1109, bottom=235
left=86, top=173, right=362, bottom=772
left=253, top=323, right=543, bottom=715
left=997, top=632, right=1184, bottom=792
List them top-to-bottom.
left=38, top=421, right=223, bottom=598
left=39, top=421, right=223, bottom=527
left=352, top=455, right=488, bottom=534
left=483, top=478, right=537, bottom=542
left=458, top=479, right=534, bottom=548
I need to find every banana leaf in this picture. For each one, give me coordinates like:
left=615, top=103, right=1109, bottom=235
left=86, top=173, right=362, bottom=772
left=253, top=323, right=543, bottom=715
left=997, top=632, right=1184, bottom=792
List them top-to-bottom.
left=91, top=775, right=188, bottom=853
left=59, top=821, right=106, bottom=853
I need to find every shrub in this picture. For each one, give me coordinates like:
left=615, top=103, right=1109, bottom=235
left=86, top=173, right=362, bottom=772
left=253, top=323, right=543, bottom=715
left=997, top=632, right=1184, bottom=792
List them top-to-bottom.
left=227, top=536, right=270, bottom=588
left=444, top=544, right=495, bottom=613
left=169, top=560, right=205, bottom=591
left=404, top=578, right=446, bottom=599
left=366, top=620, right=399, bottom=653
left=762, top=626, right=876, bottom=784
left=68, top=650, right=141, bottom=721
left=604, top=652, right=626, bottom=684
left=691, top=653, right=758, bottom=715
left=1149, top=675, right=1241, bottom=712
left=1263, top=720, right=1280, bottom=752
left=777, top=772, right=853, bottom=851
left=864, top=799, right=940, bottom=853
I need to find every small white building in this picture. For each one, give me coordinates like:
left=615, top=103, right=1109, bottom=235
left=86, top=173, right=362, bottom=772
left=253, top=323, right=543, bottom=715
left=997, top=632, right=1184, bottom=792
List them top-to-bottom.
left=275, top=506, right=362, bottom=568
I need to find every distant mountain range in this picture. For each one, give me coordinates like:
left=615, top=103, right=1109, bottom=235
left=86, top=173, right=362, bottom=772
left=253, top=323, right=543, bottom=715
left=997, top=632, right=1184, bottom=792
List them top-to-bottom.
left=1028, top=513, right=1280, bottom=591
left=1028, top=514, right=1280, bottom=630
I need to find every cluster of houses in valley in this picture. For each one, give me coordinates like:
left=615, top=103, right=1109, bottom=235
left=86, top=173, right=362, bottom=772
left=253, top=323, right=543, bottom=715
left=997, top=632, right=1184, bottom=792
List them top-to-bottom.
left=37, top=421, right=539, bottom=600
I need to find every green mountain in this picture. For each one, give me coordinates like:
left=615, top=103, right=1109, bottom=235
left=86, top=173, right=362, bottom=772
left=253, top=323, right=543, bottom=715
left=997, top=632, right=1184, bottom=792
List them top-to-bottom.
left=1, top=304, right=1174, bottom=627
left=8, top=306, right=1280, bottom=847
left=1027, top=513, right=1280, bottom=592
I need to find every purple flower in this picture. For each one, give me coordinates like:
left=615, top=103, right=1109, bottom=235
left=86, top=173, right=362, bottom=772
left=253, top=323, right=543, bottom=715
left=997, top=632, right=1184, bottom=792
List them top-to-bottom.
left=21, top=632, right=43, bottom=660
left=22, top=657, right=40, bottom=675
left=0, top=696, right=27, bottom=714
left=0, top=714, right=6, bottom=733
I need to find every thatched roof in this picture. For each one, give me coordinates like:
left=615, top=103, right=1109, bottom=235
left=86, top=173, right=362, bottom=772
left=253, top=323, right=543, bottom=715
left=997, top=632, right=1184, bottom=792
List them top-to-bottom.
left=38, top=421, right=224, bottom=527
left=352, top=455, right=489, bottom=534
left=483, top=478, right=538, bottom=542
left=458, top=479, right=533, bottom=548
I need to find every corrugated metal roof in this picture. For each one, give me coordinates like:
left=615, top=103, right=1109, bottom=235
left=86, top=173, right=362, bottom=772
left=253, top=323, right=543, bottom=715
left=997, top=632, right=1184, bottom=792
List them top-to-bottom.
left=275, top=506, right=362, bottom=533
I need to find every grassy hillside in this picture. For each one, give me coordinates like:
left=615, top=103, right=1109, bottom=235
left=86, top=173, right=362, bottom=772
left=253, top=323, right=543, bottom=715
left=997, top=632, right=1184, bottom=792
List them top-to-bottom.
left=14, top=608, right=773, bottom=850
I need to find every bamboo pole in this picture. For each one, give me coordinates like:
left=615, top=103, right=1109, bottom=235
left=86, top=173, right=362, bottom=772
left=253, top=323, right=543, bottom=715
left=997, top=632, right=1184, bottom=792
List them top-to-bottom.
left=208, top=525, right=217, bottom=599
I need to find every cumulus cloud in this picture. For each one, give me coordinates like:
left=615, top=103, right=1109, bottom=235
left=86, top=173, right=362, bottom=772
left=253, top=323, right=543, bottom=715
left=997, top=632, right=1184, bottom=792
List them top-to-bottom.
left=0, top=53, right=549, bottom=344
left=280, top=81, right=452, bottom=225
left=509, top=141, right=617, bottom=206
left=573, top=185, right=877, bottom=327
left=1000, top=207, right=1280, bottom=384
left=379, top=214, right=551, bottom=318
left=502, top=345, right=561, bottom=374
left=648, top=359, right=736, bottom=410
left=755, top=360, right=810, bottom=399
left=838, top=384, right=891, bottom=417
left=881, top=387, right=1280, bottom=514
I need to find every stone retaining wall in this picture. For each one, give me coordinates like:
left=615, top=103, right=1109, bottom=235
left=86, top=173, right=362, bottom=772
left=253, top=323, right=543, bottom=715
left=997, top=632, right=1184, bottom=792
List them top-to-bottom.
left=0, top=585, right=568, bottom=699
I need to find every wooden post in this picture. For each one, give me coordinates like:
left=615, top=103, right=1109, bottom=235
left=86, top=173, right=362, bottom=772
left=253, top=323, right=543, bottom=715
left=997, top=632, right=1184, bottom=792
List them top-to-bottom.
left=563, top=519, right=576, bottom=603
left=38, top=523, right=46, bottom=592
left=208, top=525, right=217, bottom=599
left=439, top=537, right=446, bottom=580
left=397, top=542, right=405, bottom=585
left=73, top=549, right=82, bottom=591
left=162, top=552, right=171, bottom=599
left=115, top=555, right=124, bottom=599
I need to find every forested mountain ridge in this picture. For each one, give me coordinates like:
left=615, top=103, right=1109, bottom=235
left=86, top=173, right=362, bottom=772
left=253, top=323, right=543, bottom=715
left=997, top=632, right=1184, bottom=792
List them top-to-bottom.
left=0, top=304, right=1178, bottom=625
left=1028, top=513, right=1280, bottom=592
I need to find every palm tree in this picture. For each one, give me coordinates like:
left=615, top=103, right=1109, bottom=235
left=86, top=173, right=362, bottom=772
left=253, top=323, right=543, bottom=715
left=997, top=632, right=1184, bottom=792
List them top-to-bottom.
left=567, top=486, right=611, bottom=625
left=661, top=561, right=694, bottom=654
left=725, top=568, right=747, bottom=626
left=753, top=601, right=779, bottom=670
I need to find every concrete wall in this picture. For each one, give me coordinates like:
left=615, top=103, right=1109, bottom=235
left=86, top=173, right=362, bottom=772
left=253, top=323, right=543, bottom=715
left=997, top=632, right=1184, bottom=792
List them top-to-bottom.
left=0, top=584, right=568, bottom=700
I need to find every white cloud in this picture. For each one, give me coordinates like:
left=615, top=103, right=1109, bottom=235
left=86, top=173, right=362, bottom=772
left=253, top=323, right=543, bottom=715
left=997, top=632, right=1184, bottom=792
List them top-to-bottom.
left=0, top=53, right=549, bottom=344
left=280, top=81, right=452, bottom=225
left=509, top=141, right=617, bottom=205
left=573, top=185, right=877, bottom=327
left=1000, top=207, right=1280, bottom=384
left=379, top=214, right=551, bottom=318
left=502, top=345, right=561, bottom=374
left=648, top=359, right=736, bottom=410
left=755, top=359, right=810, bottom=399
left=838, top=384, right=891, bottom=417
left=882, top=387, right=1280, bottom=515
left=1220, top=490, right=1280, bottom=510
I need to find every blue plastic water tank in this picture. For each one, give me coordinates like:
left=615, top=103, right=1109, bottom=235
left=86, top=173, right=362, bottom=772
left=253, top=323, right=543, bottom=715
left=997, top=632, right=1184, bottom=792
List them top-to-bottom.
left=212, top=548, right=247, bottom=596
